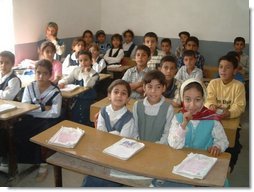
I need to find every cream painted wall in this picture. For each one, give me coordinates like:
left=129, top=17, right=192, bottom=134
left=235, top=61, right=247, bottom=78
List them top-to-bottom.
left=13, top=0, right=101, bottom=44
left=101, top=0, right=249, bottom=43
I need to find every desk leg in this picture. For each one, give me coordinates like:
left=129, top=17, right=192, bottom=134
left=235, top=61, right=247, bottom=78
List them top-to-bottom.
left=53, top=165, right=62, bottom=187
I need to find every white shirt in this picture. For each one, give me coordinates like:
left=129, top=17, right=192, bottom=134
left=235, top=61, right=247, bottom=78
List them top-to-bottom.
left=122, top=42, right=137, bottom=59
left=104, top=48, right=124, bottom=65
left=62, top=52, right=79, bottom=75
left=92, top=57, right=107, bottom=73
left=175, top=66, right=203, bottom=83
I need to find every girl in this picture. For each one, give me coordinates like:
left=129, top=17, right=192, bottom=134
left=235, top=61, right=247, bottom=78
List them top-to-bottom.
left=122, top=29, right=137, bottom=59
left=82, top=30, right=94, bottom=51
left=103, top=33, right=124, bottom=65
left=62, top=38, right=86, bottom=75
left=39, top=41, right=62, bottom=84
left=89, top=44, right=107, bottom=73
left=58, top=51, right=99, bottom=126
left=14, top=59, right=62, bottom=181
left=82, top=79, right=136, bottom=187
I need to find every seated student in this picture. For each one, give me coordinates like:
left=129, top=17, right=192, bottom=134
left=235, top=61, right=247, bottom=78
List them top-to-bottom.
left=38, top=22, right=65, bottom=61
left=122, top=29, right=137, bottom=59
left=82, top=30, right=95, bottom=51
left=95, top=30, right=111, bottom=57
left=175, top=31, right=190, bottom=58
left=143, top=32, right=165, bottom=70
left=103, top=33, right=124, bottom=65
left=177, top=36, right=205, bottom=70
left=62, top=37, right=86, bottom=75
left=233, top=37, right=249, bottom=76
left=160, top=38, right=175, bottom=57
left=39, top=41, right=62, bottom=84
left=89, top=44, right=107, bottom=73
left=122, top=45, right=151, bottom=99
left=175, top=50, right=203, bottom=83
left=58, top=51, right=99, bottom=127
left=226, top=51, right=244, bottom=83
left=205, top=54, right=246, bottom=173
left=158, top=55, right=181, bottom=107
left=14, top=59, right=62, bottom=181
left=133, top=70, right=174, bottom=144
left=152, top=78, right=229, bottom=187
left=82, top=79, right=136, bottom=187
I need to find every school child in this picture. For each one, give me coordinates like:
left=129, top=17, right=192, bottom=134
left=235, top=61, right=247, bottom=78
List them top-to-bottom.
left=39, top=22, right=65, bottom=61
left=122, top=29, right=137, bottom=59
left=82, top=30, right=94, bottom=51
left=95, top=30, right=111, bottom=57
left=175, top=31, right=190, bottom=58
left=143, top=32, right=165, bottom=70
left=103, top=33, right=124, bottom=65
left=177, top=36, right=205, bottom=70
left=62, top=37, right=86, bottom=75
left=233, top=37, right=249, bottom=76
left=160, top=38, right=175, bottom=57
left=39, top=41, right=62, bottom=84
left=89, top=44, right=107, bottom=73
left=122, top=45, right=151, bottom=99
left=58, top=50, right=99, bottom=127
left=175, top=50, right=203, bottom=83
left=0, top=51, right=21, bottom=100
left=226, top=51, right=244, bottom=83
left=205, top=54, right=246, bottom=173
left=158, top=55, right=181, bottom=107
left=14, top=59, right=62, bottom=181
left=133, top=70, right=174, bottom=144
left=152, top=78, right=229, bottom=187
left=82, top=79, right=136, bottom=187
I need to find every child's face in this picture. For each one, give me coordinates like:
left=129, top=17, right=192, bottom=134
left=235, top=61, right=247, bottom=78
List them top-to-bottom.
left=46, top=27, right=57, bottom=37
left=124, top=32, right=133, bottom=44
left=83, top=33, right=93, bottom=44
left=97, top=34, right=106, bottom=44
left=180, top=34, right=189, bottom=45
left=144, top=37, right=157, bottom=53
left=112, top=38, right=121, bottom=48
left=73, top=41, right=85, bottom=53
left=185, top=41, right=198, bottom=52
left=234, top=41, right=245, bottom=53
left=161, top=42, right=171, bottom=54
left=42, top=46, right=55, bottom=62
left=89, top=47, right=99, bottom=58
left=135, top=50, right=149, bottom=68
left=79, top=54, right=92, bottom=70
left=183, top=55, right=196, bottom=70
left=0, top=56, right=13, bottom=76
left=218, top=60, right=236, bottom=84
left=159, top=61, right=177, bottom=81
left=35, top=66, right=51, bottom=83
left=143, top=79, right=165, bottom=105
left=108, top=84, right=130, bottom=111
left=183, top=87, right=203, bottom=115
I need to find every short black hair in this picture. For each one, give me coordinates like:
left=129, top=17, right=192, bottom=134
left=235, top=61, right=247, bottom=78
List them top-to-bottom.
left=123, top=29, right=134, bottom=38
left=95, top=30, right=106, bottom=39
left=178, top=31, right=190, bottom=37
left=143, top=32, right=158, bottom=42
left=186, top=36, right=199, bottom=47
left=234, top=37, right=245, bottom=45
left=161, top=38, right=172, bottom=46
left=135, top=45, right=151, bottom=57
left=77, top=50, right=92, bottom=60
left=182, top=50, right=196, bottom=58
left=0, top=51, right=15, bottom=65
left=226, top=51, right=240, bottom=60
left=218, top=54, right=238, bottom=69
left=159, top=55, right=177, bottom=68
left=35, top=59, right=53, bottom=75
left=143, top=70, right=166, bottom=86
left=107, top=79, right=131, bottom=97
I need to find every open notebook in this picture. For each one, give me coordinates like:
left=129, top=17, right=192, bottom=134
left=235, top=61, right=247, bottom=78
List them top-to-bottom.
left=0, top=103, right=17, bottom=114
left=103, top=138, right=145, bottom=160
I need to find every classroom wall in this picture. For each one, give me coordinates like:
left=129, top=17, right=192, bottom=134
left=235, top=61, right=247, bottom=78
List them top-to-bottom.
left=13, top=0, right=249, bottom=66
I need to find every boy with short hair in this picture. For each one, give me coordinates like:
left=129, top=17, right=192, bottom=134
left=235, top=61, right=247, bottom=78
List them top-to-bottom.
left=95, top=30, right=111, bottom=57
left=175, top=31, right=190, bottom=58
left=143, top=32, right=165, bottom=70
left=160, top=38, right=174, bottom=57
left=122, top=45, right=151, bottom=99
left=175, top=50, right=203, bottom=83
left=205, top=54, right=246, bottom=173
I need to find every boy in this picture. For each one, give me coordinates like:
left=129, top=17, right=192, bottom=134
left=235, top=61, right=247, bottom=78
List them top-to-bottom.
left=95, top=30, right=111, bottom=57
left=175, top=31, right=190, bottom=58
left=143, top=32, right=165, bottom=70
left=177, top=36, right=205, bottom=70
left=233, top=37, right=249, bottom=76
left=160, top=38, right=174, bottom=57
left=122, top=45, right=151, bottom=99
left=175, top=50, right=203, bottom=83
left=0, top=51, right=21, bottom=100
left=205, top=54, right=246, bottom=173
left=158, top=55, right=181, bottom=107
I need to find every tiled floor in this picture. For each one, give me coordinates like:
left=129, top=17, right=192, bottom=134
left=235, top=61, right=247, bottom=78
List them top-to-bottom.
left=0, top=104, right=250, bottom=188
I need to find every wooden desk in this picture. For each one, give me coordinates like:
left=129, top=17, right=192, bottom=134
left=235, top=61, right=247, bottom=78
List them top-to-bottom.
left=107, top=60, right=136, bottom=79
left=61, top=87, right=90, bottom=99
left=0, top=100, right=39, bottom=179
left=30, top=120, right=230, bottom=187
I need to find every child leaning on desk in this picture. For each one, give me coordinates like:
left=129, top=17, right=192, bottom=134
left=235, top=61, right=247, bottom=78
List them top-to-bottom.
left=58, top=50, right=99, bottom=127
left=204, top=54, right=246, bottom=173
left=14, top=59, right=62, bottom=182
left=151, top=78, right=229, bottom=187
left=82, top=79, right=137, bottom=187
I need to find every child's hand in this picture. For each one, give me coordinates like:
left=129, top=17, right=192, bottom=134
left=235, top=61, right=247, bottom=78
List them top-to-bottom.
left=58, top=83, right=65, bottom=89
left=209, top=104, right=217, bottom=111
left=45, top=106, right=52, bottom=111
left=220, top=108, right=230, bottom=119
left=181, top=111, right=192, bottom=129
left=208, top=146, right=221, bottom=157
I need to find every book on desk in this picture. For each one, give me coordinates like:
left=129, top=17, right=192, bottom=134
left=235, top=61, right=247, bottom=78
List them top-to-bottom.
left=60, top=84, right=80, bottom=92
left=0, top=103, right=17, bottom=114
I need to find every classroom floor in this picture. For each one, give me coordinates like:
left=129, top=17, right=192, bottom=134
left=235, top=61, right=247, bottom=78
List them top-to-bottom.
left=0, top=102, right=250, bottom=188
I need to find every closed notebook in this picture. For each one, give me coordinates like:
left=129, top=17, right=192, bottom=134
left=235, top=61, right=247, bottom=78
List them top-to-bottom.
left=60, top=84, right=80, bottom=92
left=0, top=103, right=17, bottom=114
left=48, top=126, right=85, bottom=148
left=103, top=138, right=145, bottom=160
